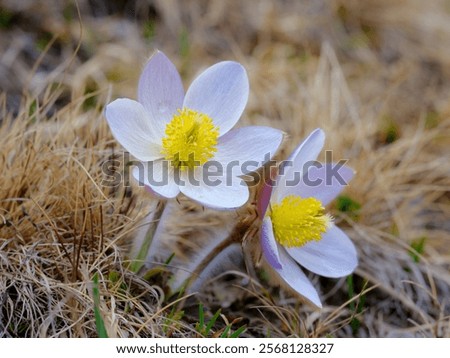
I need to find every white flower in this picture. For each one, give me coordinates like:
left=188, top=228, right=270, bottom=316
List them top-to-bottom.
left=105, top=51, right=283, bottom=209
left=259, top=129, right=358, bottom=308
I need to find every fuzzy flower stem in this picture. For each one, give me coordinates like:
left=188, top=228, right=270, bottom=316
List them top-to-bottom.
left=130, top=199, right=167, bottom=273
left=180, top=219, right=251, bottom=295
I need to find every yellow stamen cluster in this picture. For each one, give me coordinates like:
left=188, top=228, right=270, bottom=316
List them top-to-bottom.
left=161, top=108, right=219, bottom=169
left=270, top=195, right=331, bottom=247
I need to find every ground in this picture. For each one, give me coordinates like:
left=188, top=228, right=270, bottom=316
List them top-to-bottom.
left=0, top=0, right=449, bottom=337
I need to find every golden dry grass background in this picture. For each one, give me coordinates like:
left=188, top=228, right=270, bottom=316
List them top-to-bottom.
left=0, top=0, right=449, bottom=337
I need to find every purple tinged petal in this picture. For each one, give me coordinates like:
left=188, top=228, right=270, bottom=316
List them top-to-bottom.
left=138, top=50, right=185, bottom=136
left=183, top=61, right=249, bottom=136
left=105, top=98, right=163, bottom=161
left=214, top=126, right=284, bottom=176
left=273, top=128, right=325, bottom=203
left=132, top=160, right=180, bottom=199
left=280, top=163, right=355, bottom=206
left=179, top=167, right=249, bottom=209
left=257, top=181, right=273, bottom=218
left=260, top=217, right=282, bottom=269
left=286, top=225, right=358, bottom=278
left=273, top=247, right=322, bottom=308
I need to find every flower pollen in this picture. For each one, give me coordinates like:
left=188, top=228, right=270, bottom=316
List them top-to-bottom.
left=162, top=108, right=219, bottom=169
left=270, top=195, right=331, bottom=247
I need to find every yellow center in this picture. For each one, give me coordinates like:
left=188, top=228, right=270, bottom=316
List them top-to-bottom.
left=161, top=108, right=219, bottom=169
left=270, top=195, right=331, bottom=248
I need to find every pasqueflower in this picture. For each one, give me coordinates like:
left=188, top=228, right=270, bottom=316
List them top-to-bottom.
left=105, top=51, right=283, bottom=209
left=259, top=128, right=358, bottom=307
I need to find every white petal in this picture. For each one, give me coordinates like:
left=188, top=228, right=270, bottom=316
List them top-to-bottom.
left=138, top=51, right=185, bottom=136
left=183, top=61, right=249, bottom=136
left=105, top=98, right=163, bottom=161
left=214, top=126, right=284, bottom=176
left=273, top=128, right=325, bottom=203
left=132, top=160, right=180, bottom=198
left=280, top=163, right=355, bottom=206
left=179, top=167, right=249, bottom=209
left=260, top=217, right=282, bottom=269
left=287, top=225, right=358, bottom=278
left=273, top=247, right=322, bottom=308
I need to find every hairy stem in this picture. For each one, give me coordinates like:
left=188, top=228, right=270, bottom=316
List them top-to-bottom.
left=130, top=199, right=167, bottom=273
left=180, top=219, right=253, bottom=294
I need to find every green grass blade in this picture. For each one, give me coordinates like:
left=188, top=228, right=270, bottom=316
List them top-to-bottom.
left=409, top=236, right=426, bottom=263
left=92, top=273, right=108, bottom=338
left=346, top=275, right=356, bottom=311
left=198, top=303, right=205, bottom=333
left=204, top=309, right=221, bottom=336
left=220, top=325, right=231, bottom=338
left=230, top=325, right=247, bottom=338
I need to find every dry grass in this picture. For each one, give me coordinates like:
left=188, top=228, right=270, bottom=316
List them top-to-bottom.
left=0, top=0, right=449, bottom=337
